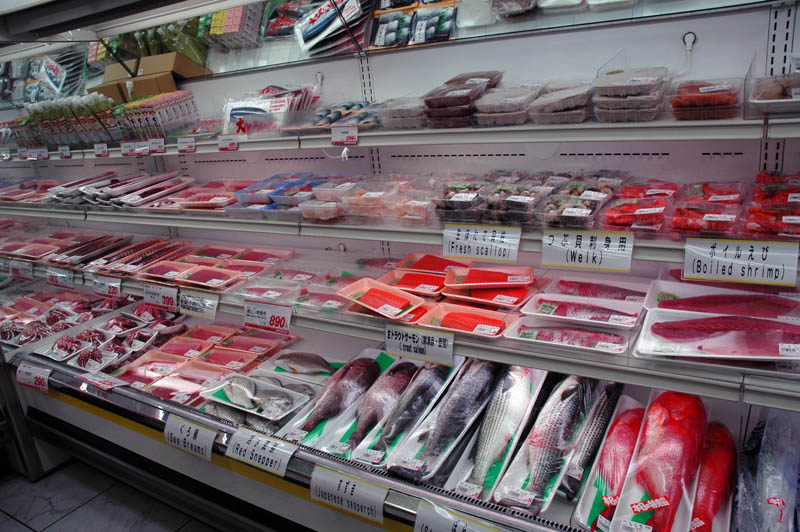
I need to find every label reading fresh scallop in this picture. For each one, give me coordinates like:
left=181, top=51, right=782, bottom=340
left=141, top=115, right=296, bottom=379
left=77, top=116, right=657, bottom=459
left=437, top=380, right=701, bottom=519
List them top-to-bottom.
left=580, top=190, right=608, bottom=201
left=708, top=194, right=740, bottom=202
left=562, top=208, right=592, bottom=217
left=702, top=214, right=735, bottom=221
left=415, top=284, right=439, bottom=292
left=492, top=294, right=519, bottom=304
left=377, top=303, right=402, bottom=316
left=609, top=315, right=636, bottom=326
left=473, top=324, right=500, bottom=335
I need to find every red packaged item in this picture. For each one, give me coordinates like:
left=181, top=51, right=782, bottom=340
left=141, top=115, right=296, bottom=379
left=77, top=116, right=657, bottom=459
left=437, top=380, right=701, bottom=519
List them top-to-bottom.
left=670, top=80, right=740, bottom=108
left=423, top=84, right=487, bottom=108
left=617, top=179, right=680, bottom=199
left=681, top=182, right=746, bottom=204
left=751, top=183, right=800, bottom=206
left=598, top=197, right=672, bottom=232
left=666, top=201, right=740, bottom=235
left=742, top=202, right=800, bottom=237
left=194, top=244, right=244, bottom=260
left=219, top=260, right=271, bottom=279
left=138, top=261, right=195, bottom=281
left=176, top=266, right=242, bottom=289
left=184, top=324, right=236, bottom=342
left=218, top=335, right=280, bottom=355
left=159, top=337, right=214, bottom=358
left=201, top=347, right=258, bottom=370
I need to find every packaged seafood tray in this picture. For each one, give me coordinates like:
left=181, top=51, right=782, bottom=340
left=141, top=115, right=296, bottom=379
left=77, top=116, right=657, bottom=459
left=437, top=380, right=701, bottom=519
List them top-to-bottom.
left=490, top=0, right=535, bottom=17
left=537, top=0, right=586, bottom=12
left=587, top=0, right=635, bottom=9
left=409, top=6, right=456, bottom=45
left=592, top=67, right=669, bottom=97
left=444, top=71, right=503, bottom=88
left=748, top=74, right=800, bottom=114
left=669, top=79, right=742, bottom=108
left=423, top=83, right=487, bottom=108
left=592, top=84, right=664, bottom=110
left=528, top=85, right=593, bottom=113
left=472, top=87, right=541, bottom=114
left=369, top=98, right=426, bottom=120
left=425, top=104, right=474, bottom=118
left=672, top=105, right=740, bottom=121
left=528, top=106, right=590, bottom=125
left=594, top=106, right=660, bottom=122
left=475, top=110, right=528, bottom=127
left=382, top=116, right=430, bottom=129
left=428, top=116, right=475, bottom=128
left=48, top=171, right=118, bottom=198
left=89, top=171, right=178, bottom=199
left=233, top=176, right=297, bottom=204
left=117, top=177, right=195, bottom=207
left=311, top=179, right=365, bottom=201
left=556, top=179, right=619, bottom=201
left=617, top=179, right=680, bottom=198
left=268, top=180, right=326, bottom=206
left=432, top=181, right=488, bottom=210
left=681, top=181, right=747, bottom=204
left=749, top=181, right=800, bottom=205
left=340, top=182, right=400, bottom=217
left=485, top=182, right=550, bottom=211
left=170, top=192, right=237, bottom=209
left=390, top=192, right=436, bottom=226
left=535, top=195, right=603, bottom=228
left=597, top=197, right=673, bottom=232
left=137, top=199, right=184, bottom=214
left=298, top=200, right=343, bottom=221
left=665, top=201, right=741, bottom=236
left=741, top=201, right=800, bottom=237
left=224, top=204, right=268, bottom=219
left=262, top=204, right=303, bottom=221
left=476, top=207, right=533, bottom=225
left=194, top=244, right=244, bottom=260
left=239, top=247, right=295, bottom=265
left=396, top=252, right=472, bottom=274
left=177, top=255, right=224, bottom=267
left=218, top=260, right=271, bottom=279
left=138, top=261, right=196, bottom=282
left=268, top=264, right=326, bottom=283
left=176, top=266, right=242, bottom=290
left=444, top=266, right=535, bottom=288
left=376, top=270, right=446, bottom=296
left=547, top=273, right=649, bottom=302
left=338, top=278, right=425, bottom=319
left=233, top=279, right=301, bottom=303
left=441, top=285, right=537, bottom=310
left=292, top=288, right=349, bottom=313
left=521, top=293, right=643, bottom=330
left=346, top=300, right=435, bottom=325
left=417, top=302, right=516, bottom=337
left=101, top=316, right=146, bottom=337
left=505, top=316, right=631, bottom=354
left=184, top=323, right=237, bottom=343
left=218, top=335, right=280, bottom=356
left=43, top=336, right=92, bottom=362
left=159, top=336, right=215, bottom=358
left=67, top=347, right=122, bottom=373
left=201, top=347, right=258, bottom=370
left=250, top=347, right=354, bottom=386
left=276, top=350, right=400, bottom=447
left=113, top=351, right=187, bottom=389
left=387, top=359, right=503, bottom=482
left=167, top=360, right=236, bottom=390
left=349, top=360, right=461, bottom=468
left=443, top=367, right=548, bottom=501
left=200, top=374, right=310, bottom=423
left=145, top=375, right=208, bottom=404
left=607, top=390, right=710, bottom=532
left=572, top=394, right=644, bottom=531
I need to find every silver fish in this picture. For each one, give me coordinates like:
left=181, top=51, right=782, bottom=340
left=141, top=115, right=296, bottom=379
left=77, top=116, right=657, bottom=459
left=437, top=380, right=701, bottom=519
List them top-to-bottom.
left=275, top=352, right=332, bottom=375
left=468, top=365, right=532, bottom=494
left=251, top=375, right=282, bottom=387
left=513, top=375, right=592, bottom=514
left=224, top=377, right=257, bottom=409
left=562, top=381, right=622, bottom=500
left=284, top=383, right=316, bottom=402
left=256, top=388, right=295, bottom=420
left=204, top=402, right=245, bottom=426
left=756, top=410, right=800, bottom=532
left=246, top=413, right=281, bottom=435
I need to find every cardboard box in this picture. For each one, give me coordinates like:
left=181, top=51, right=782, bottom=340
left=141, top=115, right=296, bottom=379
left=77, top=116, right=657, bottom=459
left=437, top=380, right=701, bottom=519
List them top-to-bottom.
left=137, top=52, right=211, bottom=80
left=103, top=59, right=139, bottom=82
left=120, top=72, right=177, bottom=101
left=90, top=81, right=127, bottom=105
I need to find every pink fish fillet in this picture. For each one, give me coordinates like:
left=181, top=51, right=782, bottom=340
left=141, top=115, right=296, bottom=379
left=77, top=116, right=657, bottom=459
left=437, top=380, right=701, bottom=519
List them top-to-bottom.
left=557, top=280, right=646, bottom=301
left=658, top=294, right=798, bottom=318
left=537, top=299, right=638, bottom=321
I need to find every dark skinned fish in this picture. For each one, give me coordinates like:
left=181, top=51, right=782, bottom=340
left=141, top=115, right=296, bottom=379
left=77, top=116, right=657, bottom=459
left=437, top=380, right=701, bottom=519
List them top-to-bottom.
left=301, top=358, right=380, bottom=432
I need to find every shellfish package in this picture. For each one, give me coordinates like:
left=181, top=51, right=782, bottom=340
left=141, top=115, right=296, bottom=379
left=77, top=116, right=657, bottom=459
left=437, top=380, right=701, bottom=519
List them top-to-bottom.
left=274, top=349, right=398, bottom=448
left=348, top=358, right=464, bottom=468
left=442, top=367, right=548, bottom=501
left=492, top=375, right=595, bottom=516
left=608, top=390, right=711, bottom=532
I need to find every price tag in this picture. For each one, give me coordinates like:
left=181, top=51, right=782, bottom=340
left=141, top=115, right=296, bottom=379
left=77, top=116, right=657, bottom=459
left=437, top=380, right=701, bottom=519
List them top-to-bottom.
left=331, top=126, right=358, bottom=146
left=218, top=135, right=239, bottom=151
left=177, top=137, right=196, bottom=153
left=148, top=138, right=165, bottom=153
left=134, top=141, right=150, bottom=155
left=120, top=142, right=136, bottom=156
left=93, top=143, right=108, bottom=157
left=58, top=145, right=71, bottom=159
left=18, top=147, right=27, bottom=159
left=30, top=147, right=49, bottom=160
left=0, top=149, right=10, bottom=161
left=443, top=224, right=521, bottom=263
left=542, top=230, right=634, bottom=272
left=683, top=238, right=798, bottom=287
left=9, top=260, right=33, bottom=281
left=47, top=267, right=74, bottom=289
left=93, top=275, right=122, bottom=296
left=144, top=283, right=178, bottom=311
left=179, top=289, right=219, bottom=319
left=243, top=299, right=291, bottom=335
left=385, top=325, right=453, bottom=365
left=16, top=363, right=51, bottom=393
left=78, top=373, right=127, bottom=390
left=163, top=414, right=216, bottom=461
left=225, top=428, right=297, bottom=476
left=310, top=466, right=387, bottom=523
left=414, top=500, right=501, bottom=532
left=618, top=521, right=652, bottom=532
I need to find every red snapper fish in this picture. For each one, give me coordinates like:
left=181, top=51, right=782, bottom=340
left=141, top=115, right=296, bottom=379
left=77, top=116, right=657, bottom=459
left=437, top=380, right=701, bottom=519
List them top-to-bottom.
left=658, top=294, right=798, bottom=319
left=634, top=392, right=707, bottom=532
left=690, top=422, right=737, bottom=532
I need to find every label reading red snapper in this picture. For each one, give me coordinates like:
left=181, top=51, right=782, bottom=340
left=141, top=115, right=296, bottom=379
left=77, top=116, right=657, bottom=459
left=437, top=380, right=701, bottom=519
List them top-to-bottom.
left=631, top=496, right=671, bottom=514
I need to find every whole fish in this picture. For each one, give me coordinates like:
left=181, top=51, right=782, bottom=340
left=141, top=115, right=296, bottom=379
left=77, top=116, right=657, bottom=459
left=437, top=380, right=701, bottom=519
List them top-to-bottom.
left=557, top=280, right=646, bottom=301
left=658, top=294, right=799, bottom=319
left=536, top=299, right=638, bottom=322
left=651, top=316, right=800, bottom=357
left=518, top=325, right=626, bottom=349
left=275, top=352, right=332, bottom=374
left=301, top=358, right=380, bottom=432
left=392, top=359, right=501, bottom=481
left=345, top=362, right=416, bottom=449
left=373, top=362, right=450, bottom=452
left=468, top=365, right=532, bottom=493
left=517, top=375, right=592, bottom=514
left=224, top=377, right=257, bottom=409
left=562, top=381, right=623, bottom=500
left=635, top=392, right=707, bottom=532
left=204, top=402, right=245, bottom=426
left=593, top=407, right=645, bottom=531
left=755, top=410, right=800, bottom=532
left=691, top=422, right=737, bottom=532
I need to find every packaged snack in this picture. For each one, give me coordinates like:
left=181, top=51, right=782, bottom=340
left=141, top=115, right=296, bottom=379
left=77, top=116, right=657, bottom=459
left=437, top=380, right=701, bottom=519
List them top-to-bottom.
left=593, top=67, right=669, bottom=97
left=423, top=83, right=487, bottom=108
left=529, top=85, right=593, bottom=113
left=529, top=107, right=589, bottom=124
left=535, top=195, right=603, bottom=228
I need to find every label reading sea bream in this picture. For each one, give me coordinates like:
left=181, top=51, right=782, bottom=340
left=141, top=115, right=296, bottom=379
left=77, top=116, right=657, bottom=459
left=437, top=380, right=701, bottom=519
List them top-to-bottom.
left=163, top=414, right=216, bottom=461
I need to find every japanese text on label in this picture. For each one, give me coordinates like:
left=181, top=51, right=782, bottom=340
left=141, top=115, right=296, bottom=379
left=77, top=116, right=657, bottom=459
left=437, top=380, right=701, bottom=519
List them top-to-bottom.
left=331, top=126, right=358, bottom=146
left=443, top=224, right=520, bottom=263
left=542, top=230, right=634, bottom=272
left=683, top=238, right=798, bottom=286
left=9, top=260, right=34, bottom=281
left=93, top=275, right=121, bottom=296
left=143, top=283, right=178, bottom=311
left=179, top=289, right=219, bottom=319
left=243, top=299, right=291, bottom=335
left=385, top=325, right=453, bottom=365
left=16, top=363, right=50, bottom=393
left=163, top=414, right=216, bottom=460
left=225, top=428, right=297, bottom=476
left=310, top=466, right=386, bottom=523
left=414, top=500, right=502, bottom=532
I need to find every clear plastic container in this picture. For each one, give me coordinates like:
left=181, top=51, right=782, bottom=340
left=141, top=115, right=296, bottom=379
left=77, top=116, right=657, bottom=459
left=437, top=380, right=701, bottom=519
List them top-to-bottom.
left=492, top=0, right=536, bottom=17
left=538, top=0, right=586, bottom=11
left=593, top=67, right=669, bottom=97
left=444, top=71, right=503, bottom=88
left=670, top=79, right=742, bottom=108
left=423, top=84, right=487, bottom=108
left=593, top=84, right=664, bottom=110
left=529, top=85, right=593, bottom=113
left=475, top=87, right=542, bottom=113
left=370, top=98, right=426, bottom=120
left=425, top=104, right=474, bottom=118
left=529, top=106, right=589, bottom=124
left=594, top=106, right=660, bottom=122
left=672, top=106, right=740, bottom=120
left=475, top=110, right=528, bottom=126
left=429, top=116, right=474, bottom=128
left=312, top=179, right=364, bottom=201
left=555, top=179, right=617, bottom=201
left=617, top=179, right=680, bottom=199
left=268, top=181, right=324, bottom=206
left=433, top=181, right=489, bottom=209
left=680, top=181, right=747, bottom=204
left=341, top=182, right=399, bottom=217
left=485, top=182, right=548, bottom=211
left=535, top=195, right=603, bottom=228
left=597, top=197, right=672, bottom=231
left=299, top=200, right=343, bottom=221
left=665, top=201, right=741, bottom=235
left=742, top=202, right=800, bottom=237
left=224, top=204, right=268, bottom=219
left=262, top=204, right=303, bottom=221
left=478, top=206, right=533, bottom=225
left=434, top=207, right=484, bottom=223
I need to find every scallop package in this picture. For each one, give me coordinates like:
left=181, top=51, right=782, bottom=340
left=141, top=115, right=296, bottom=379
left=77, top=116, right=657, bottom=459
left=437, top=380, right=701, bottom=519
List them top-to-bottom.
left=492, top=0, right=535, bottom=17
left=409, top=6, right=456, bottom=45
left=372, top=12, right=413, bottom=48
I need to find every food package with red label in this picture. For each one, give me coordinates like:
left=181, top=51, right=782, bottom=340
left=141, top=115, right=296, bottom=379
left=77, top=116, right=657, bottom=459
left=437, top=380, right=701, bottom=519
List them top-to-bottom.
left=597, top=197, right=674, bottom=234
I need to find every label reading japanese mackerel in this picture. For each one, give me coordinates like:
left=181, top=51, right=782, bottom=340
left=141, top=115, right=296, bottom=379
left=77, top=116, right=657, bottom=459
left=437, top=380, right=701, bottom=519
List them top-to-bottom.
left=684, top=238, right=799, bottom=286
left=310, top=466, right=387, bottom=523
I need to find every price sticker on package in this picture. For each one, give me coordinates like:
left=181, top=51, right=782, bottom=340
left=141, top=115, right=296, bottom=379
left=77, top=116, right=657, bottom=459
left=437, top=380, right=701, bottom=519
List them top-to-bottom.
left=331, top=125, right=358, bottom=146
left=218, top=135, right=239, bottom=151
left=177, top=137, right=196, bottom=153
left=148, top=138, right=165, bottom=153
left=134, top=141, right=150, bottom=156
left=120, top=142, right=135, bottom=156
left=93, top=143, right=108, bottom=157
left=58, top=146, right=71, bottom=159
left=17, top=147, right=27, bottom=160
left=443, top=224, right=521, bottom=263
left=542, top=230, right=634, bottom=272
left=683, top=238, right=798, bottom=286
left=9, top=260, right=33, bottom=281
left=47, top=267, right=75, bottom=289
left=93, top=275, right=121, bottom=296
left=144, top=283, right=178, bottom=311
left=179, top=289, right=219, bottom=319
left=243, top=299, right=291, bottom=334
left=385, top=324, right=453, bottom=365
left=16, top=363, right=51, bottom=393
left=78, top=373, right=127, bottom=390
left=163, top=414, right=216, bottom=461
left=225, top=428, right=297, bottom=476
left=310, top=466, right=387, bottom=523
left=414, top=500, right=501, bottom=532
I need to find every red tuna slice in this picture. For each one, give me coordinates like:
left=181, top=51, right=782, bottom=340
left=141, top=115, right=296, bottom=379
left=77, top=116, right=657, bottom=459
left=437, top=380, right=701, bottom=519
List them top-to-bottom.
left=237, top=250, right=281, bottom=263
left=409, top=254, right=467, bottom=273
left=224, top=263, right=266, bottom=276
left=145, top=264, right=181, bottom=277
left=183, top=268, right=234, bottom=286
left=461, top=269, right=512, bottom=285
left=394, top=272, right=445, bottom=291
left=557, top=280, right=646, bottom=301
left=469, top=286, right=529, bottom=305
left=358, top=288, right=411, bottom=315
left=658, top=294, right=799, bottom=318
left=536, top=299, right=638, bottom=321
left=440, top=311, right=505, bottom=335
left=518, top=325, right=625, bottom=347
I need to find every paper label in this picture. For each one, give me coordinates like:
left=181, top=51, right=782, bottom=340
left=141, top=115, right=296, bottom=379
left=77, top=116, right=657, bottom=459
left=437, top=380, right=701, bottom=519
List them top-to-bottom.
left=413, top=19, right=427, bottom=42
left=626, top=77, right=656, bottom=84
left=698, top=84, right=734, bottom=93
left=792, top=88, right=800, bottom=99
left=447, top=89, right=472, bottom=97
left=331, top=126, right=358, bottom=146
left=218, top=135, right=239, bottom=151
left=178, top=137, right=196, bottom=153
left=148, top=138, right=165, bottom=153
left=134, top=141, right=150, bottom=155
left=121, top=142, right=136, bottom=156
left=93, top=143, right=108, bottom=157
left=58, top=145, right=71, bottom=159
left=17, top=147, right=27, bottom=160
left=30, top=147, right=49, bottom=160
left=0, top=149, right=10, bottom=161
left=646, top=188, right=674, bottom=196
left=580, top=190, right=608, bottom=201
left=361, top=192, right=384, bottom=198
left=450, top=193, right=477, bottom=202
left=707, top=194, right=739, bottom=202
left=506, top=195, right=536, bottom=203
left=408, top=200, right=429, bottom=206
left=635, top=207, right=665, bottom=215
left=702, top=214, right=735, bottom=221
left=783, top=216, right=800, bottom=224
left=443, top=224, right=521, bottom=263
left=542, top=230, right=634, bottom=272
left=683, top=238, right=798, bottom=286
left=9, top=260, right=33, bottom=281
left=47, top=267, right=74, bottom=288
left=292, top=273, right=313, bottom=281
left=93, top=275, right=121, bottom=297
left=508, top=275, right=531, bottom=282
left=143, top=283, right=178, bottom=311
left=415, top=284, right=439, bottom=292
left=179, top=290, right=219, bottom=320
left=492, top=294, right=518, bottom=304
left=244, top=300, right=292, bottom=335
left=377, top=303, right=402, bottom=316
left=609, top=315, right=636, bottom=326
left=386, top=324, right=453, bottom=365
left=473, top=324, right=500, bottom=335
left=595, top=341, right=625, bottom=353
left=779, top=343, right=800, bottom=355
left=16, top=363, right=50, bottom=393
left=78, top=373, right=127, bottom=390
left=163, top=414, right=216, bottom=461
left=226, top=428, right=297, bottom=476
left=285, top=429, right=307, bottom=443
left=310, top=466, right=386, bottom=523
left=455, top=481, right=482, bottom=499
left=505, top=487, right=535, bottom=505
left=631, top=496, right=671, bottom=514
left=414, top=500, right=500, bottom=532
left=596, top=514, right=612, bottom=532
left=689, top=518, right=706, bottom=531
left=619, top=520, right=652, bottom=532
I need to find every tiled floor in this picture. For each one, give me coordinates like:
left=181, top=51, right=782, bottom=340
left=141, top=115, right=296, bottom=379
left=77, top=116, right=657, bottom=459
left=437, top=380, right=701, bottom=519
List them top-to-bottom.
left=0, top=461, right=220, bottom=532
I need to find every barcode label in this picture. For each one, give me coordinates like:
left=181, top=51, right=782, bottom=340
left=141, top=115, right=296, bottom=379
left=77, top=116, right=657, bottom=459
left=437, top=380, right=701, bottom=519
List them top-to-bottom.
left=609, top=315, right=637, bottom=326
left=473, top=324, right=500, bottom=335
left=619, top=520, right=652, bottom=532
